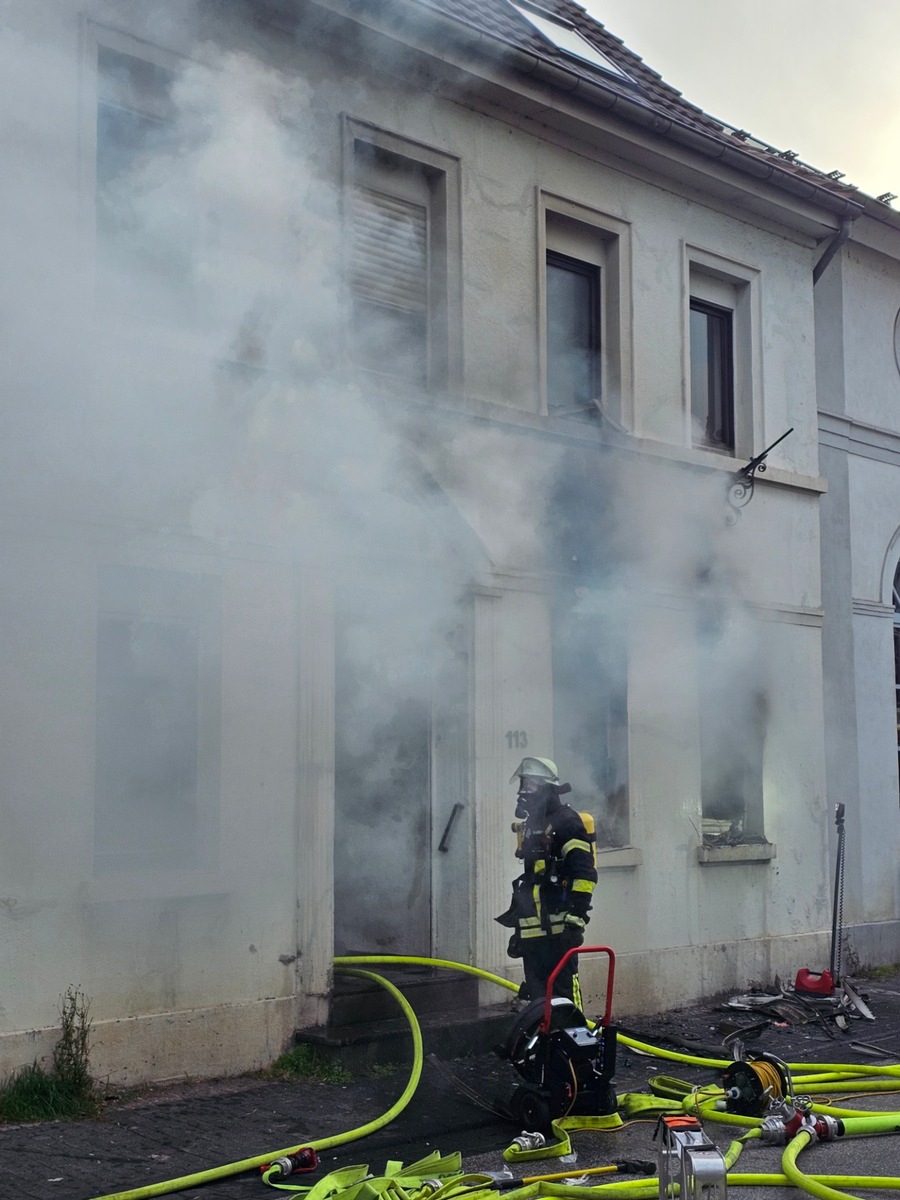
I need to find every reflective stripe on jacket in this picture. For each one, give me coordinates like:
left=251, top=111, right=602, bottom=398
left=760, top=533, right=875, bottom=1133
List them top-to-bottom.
left=512, top=803, right=597, bottom=938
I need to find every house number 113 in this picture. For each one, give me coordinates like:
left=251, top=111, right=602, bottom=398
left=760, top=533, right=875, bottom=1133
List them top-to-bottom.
left=505, top=730, right=528, bottom=749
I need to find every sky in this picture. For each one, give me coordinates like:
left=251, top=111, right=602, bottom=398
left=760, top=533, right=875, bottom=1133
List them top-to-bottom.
left=583, top=0, right=900, bottom=204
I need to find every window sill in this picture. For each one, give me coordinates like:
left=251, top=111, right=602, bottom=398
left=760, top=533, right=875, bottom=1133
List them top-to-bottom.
left=697, top=842, right=776, bottom=865
left=597, top=846, right=642, bottom=869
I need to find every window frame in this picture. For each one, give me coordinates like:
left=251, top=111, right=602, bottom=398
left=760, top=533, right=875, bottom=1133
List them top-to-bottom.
left=80, top=19, right=193, bottom=323
left=342, top=117, right=462, bottom=396
left=539, top=192, right=632, bottom=426
left=545, top=248, right=602, bottom=412
left=690, top=296, right=735, bottom=452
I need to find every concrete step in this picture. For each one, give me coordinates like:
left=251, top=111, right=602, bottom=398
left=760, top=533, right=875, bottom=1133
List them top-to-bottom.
left=330, top=967, right=479, bottom=1026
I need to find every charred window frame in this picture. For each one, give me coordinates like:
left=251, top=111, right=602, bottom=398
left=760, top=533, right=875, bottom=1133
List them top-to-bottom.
left=344, top=119, right=461, bottom=395
left=546, top=250, right=601, bottom=411
left=690, top=298, right=735, bottom=452
left=94, top=566, right=220, bottom=874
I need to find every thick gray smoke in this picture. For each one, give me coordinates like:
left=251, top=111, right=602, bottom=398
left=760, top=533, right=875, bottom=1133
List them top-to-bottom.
left=0, top=0, right=772, bottom=1014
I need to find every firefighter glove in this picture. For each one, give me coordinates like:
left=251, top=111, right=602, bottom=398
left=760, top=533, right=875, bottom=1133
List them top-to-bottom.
left=563, top=914, right=585, bottom=947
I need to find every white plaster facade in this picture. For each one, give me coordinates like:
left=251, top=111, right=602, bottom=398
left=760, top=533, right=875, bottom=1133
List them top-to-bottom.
left=0, top=0, right=895, bottom=1087
left=817, top=221, right=900, bottom=966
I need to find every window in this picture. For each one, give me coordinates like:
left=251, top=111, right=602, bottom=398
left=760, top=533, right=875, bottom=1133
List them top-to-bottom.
left=509, top=2, right=633, bottom=81
left=94, top=39, right=192, bottom=317
left=345, top=121, right=461, bottom=393
left=351, top=150, right=430, bottom=386
left=541, top=197, right=632, bottom=424
left=685, top=250, right=761, bottom=459
left=546, top=251, right=600, bottom=410
left=690, top=298, right=735, bottom=452
left=894, top=562, right=900, bottom=798
left=94, top=567, right=220, bottom=872
left=552, top=605, right=630, bottom=847
left=697, top=609, right=767, bottom=844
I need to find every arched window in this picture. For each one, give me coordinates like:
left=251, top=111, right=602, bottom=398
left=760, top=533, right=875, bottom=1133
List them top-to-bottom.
left=894, top=562, right=900, bottom=799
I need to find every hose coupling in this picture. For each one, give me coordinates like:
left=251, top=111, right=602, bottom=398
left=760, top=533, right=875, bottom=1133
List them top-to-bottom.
left=758, top=1098, right=807, bottom=1145
left=803, top=1114, right=843, bottom=1143
left=759, top=1116, right=790, bottom=1146
left=512, top=1132, right=547, bottom=1151
left=261, top=1147, right=319, bottom=1178
left=421, top=1179, right=444, bottom=1193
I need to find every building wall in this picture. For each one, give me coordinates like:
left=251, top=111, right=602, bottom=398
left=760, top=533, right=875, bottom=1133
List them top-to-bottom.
left=0, top=0, right=848, bottom=1085
left=817, top=233, right=900, bottom=960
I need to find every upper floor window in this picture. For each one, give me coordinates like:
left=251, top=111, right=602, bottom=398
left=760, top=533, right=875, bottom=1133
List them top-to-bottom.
left=94, top=38, right=192, bottom=319
left=345, top=121, right=462, bottom=394
left=351, top=148, right=431, bottom=387
left=541, top=197, right=632, bottom=425
left=546, top=250, right=601, bottom=410
left=685, top=250, right=761, bottom=460
left=690, top=297, right=734, bottom=452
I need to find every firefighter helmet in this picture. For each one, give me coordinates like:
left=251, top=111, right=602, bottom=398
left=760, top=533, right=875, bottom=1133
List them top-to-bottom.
left=509, top=756, right=560, bottom=785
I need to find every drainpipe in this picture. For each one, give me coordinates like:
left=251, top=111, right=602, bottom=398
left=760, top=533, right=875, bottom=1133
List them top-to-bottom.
left=813, top=216, right=854, bottom=284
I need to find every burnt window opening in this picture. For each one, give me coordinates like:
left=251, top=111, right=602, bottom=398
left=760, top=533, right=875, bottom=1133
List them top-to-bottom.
left=546, top=250, right=600, bottom=411
left=690, top=298, right=735, bottom=452
left=552, top=606, right=629, bottom=848
left=697, top=608, right=767, bottom=845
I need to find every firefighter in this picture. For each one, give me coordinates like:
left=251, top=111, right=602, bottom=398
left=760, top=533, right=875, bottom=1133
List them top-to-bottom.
left=496, top=756, right=597, bottom=1008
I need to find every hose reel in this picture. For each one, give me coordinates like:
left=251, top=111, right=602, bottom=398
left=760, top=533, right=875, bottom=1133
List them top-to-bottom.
left=496, top=946, right=619, bottom=1132
left=721, top=1053, right=791, bottom=1117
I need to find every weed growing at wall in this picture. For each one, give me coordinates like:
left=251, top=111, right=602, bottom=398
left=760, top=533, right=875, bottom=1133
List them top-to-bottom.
left=0, top=989, right=99, bottom=1123
left=260, top=1043, right=351, bottom=1085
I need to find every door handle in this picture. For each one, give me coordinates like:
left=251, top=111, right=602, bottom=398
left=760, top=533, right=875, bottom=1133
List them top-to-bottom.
left=438, top=802, right=464, bottom=852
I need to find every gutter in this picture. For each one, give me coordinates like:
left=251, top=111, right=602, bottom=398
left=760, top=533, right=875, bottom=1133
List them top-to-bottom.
left=340, top=0, right=868, bottom=224
left=489, top=43, right=867, bottom=221
left=813, top=217, right=855, bottom=284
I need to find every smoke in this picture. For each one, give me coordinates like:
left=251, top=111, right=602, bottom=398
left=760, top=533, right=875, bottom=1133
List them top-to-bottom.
left=0, top=0, right=774, bottom=1030
left=545, top=444, right=771, bottom=847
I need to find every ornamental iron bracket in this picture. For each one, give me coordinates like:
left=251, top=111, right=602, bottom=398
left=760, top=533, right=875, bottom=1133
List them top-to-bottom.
left=726, top=427, right=793, bottom=524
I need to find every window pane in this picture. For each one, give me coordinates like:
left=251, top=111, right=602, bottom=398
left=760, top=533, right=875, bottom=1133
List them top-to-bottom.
left=96, top=47, right=192, bottom=314
left=352, top=186, right=429, bottom=385
left=547, top=253, right=599, bottom=409
left=690, top=300, right=734, bottom=451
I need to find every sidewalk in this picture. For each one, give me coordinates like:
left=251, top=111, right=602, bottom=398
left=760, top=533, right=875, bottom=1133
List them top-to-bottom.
left=5, top=972, right=900, bottom=1200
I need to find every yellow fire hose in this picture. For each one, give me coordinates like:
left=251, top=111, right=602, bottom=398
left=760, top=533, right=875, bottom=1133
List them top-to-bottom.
left=82, top=954, right=900, bottom=1200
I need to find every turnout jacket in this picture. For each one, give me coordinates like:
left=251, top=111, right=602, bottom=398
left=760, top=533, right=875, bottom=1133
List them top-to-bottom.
left=500, top=796, right=597, bottom=941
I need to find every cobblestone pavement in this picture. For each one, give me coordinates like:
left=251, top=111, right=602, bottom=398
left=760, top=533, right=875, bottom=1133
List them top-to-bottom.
left=6, top=974, right=900, bottom=1200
